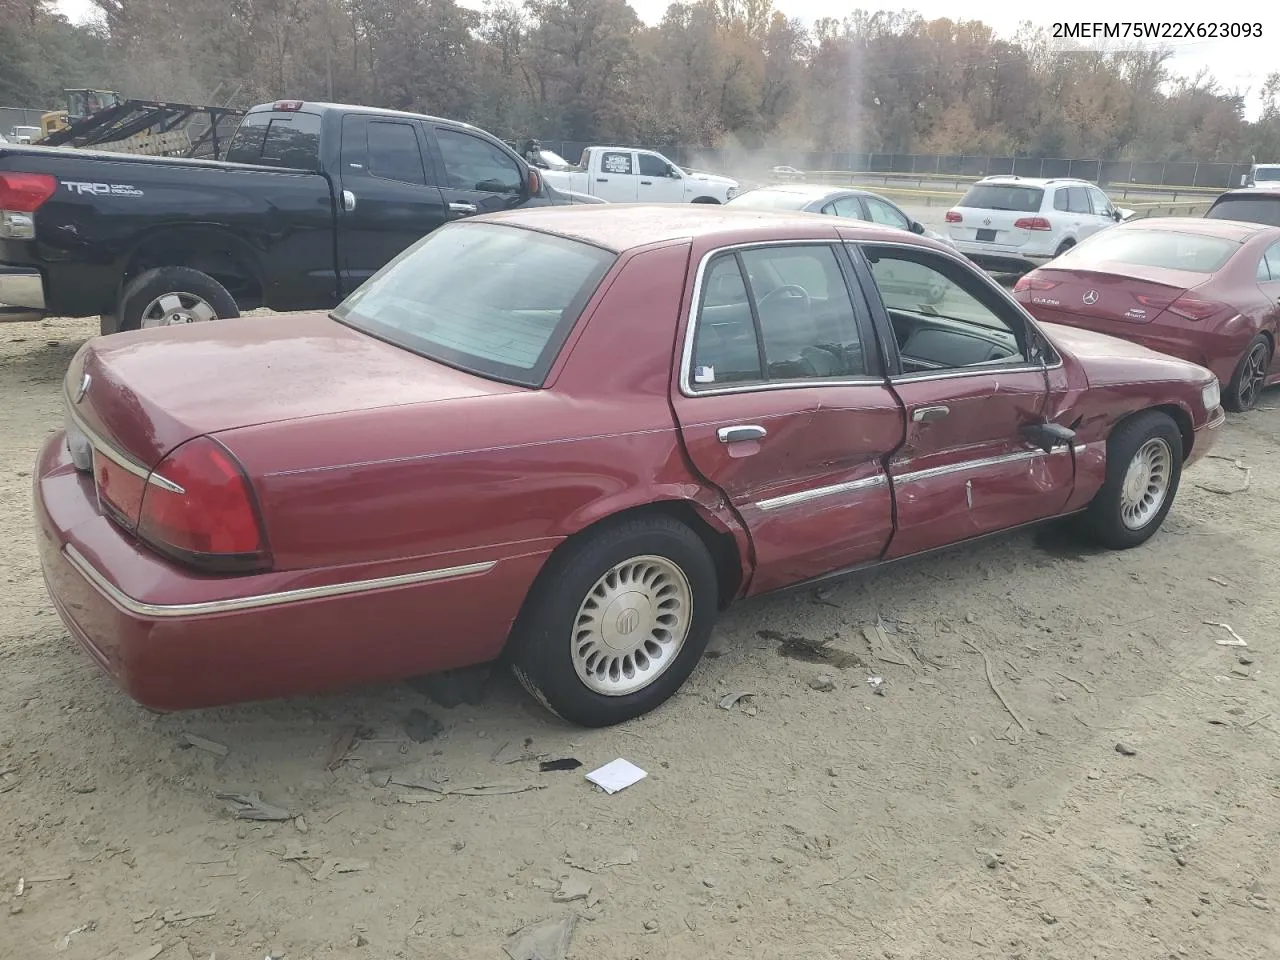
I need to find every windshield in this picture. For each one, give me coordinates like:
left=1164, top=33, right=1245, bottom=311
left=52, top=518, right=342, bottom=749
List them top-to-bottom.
left=537, top=150, right=571, bottom=170
left=1253, top=167, right=1280, bottom=183
left=959, top=184, right=1044, bottom=213
left=727, top=189, right=810, bottom=211
left=332, top=223, right=616, bottom=387
left=1058, top=229, right=1239, bottom=274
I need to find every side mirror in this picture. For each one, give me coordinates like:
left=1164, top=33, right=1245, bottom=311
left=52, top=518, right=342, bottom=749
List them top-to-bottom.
left=667, top=164, right=681, bottom=178
left=525, top=166, right=542, bottom=196
left=1112, top=209, right=1122, bottom=221
left=909, top=220, right=925, bottom=235
left=1021, top=421, right=1076, bottom=453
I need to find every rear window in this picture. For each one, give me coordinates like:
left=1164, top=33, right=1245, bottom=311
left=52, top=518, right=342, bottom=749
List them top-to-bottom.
left=225, top=111, right=322, bottom=169
left=1253, top=167, right=1280, bottom=183
left=958, top=184, right=1044, bottom=213
left=727, top=189, right=810, bottom=210
left=1205, top=196, right=1280, bottom=227
left=332, top=223, right=616, bottom=387
left=1058, top=229, right=1239, bottom=274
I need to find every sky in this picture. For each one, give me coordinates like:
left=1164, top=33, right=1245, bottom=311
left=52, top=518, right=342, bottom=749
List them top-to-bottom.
left=54, top=0, right=1275, bottom=120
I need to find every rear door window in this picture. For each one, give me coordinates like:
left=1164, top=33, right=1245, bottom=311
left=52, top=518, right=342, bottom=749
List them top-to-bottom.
left=226, top=111, right=322, bottom=169
left=367, top=120, right=427, bottom=185
left=1066, top=187, right=1092, bottom=214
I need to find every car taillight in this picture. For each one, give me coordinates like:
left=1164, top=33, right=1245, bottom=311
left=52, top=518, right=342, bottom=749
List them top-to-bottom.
left=273, top=100, right=304, bottom=112
left=0, top=172, right=56, bottom=240
left=945, top=210, right=962, bottom=223
left=1014, top=217, right=1052, bottom=231
left=1013, top=275, right=1059, bottom=293
left=1166, top=297, right=1223, bottom=322
left=136, top=436, right=270, bottom=573
left=94, top=455, right=147, bottom=531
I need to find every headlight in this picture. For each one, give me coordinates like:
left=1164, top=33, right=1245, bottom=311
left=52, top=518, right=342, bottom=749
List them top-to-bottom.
left=726, top=186, right=738, bottom=200
left=1202, top=378, right=1220, bottom=412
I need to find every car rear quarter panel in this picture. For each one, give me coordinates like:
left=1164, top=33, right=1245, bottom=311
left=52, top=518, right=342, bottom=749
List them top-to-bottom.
left=216, top=241, right=741, bottom=618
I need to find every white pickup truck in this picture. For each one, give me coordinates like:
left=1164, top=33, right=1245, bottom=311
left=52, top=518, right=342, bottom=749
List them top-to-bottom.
left=539, top=146, right=740, bottom=204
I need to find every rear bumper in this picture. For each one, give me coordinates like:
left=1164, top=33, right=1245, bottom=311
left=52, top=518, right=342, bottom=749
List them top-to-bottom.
left=952, top=245, right=1054, bottom=274
left=0, top=264, right=45, bottom=321
left=34, top=430, right=549, bottom=711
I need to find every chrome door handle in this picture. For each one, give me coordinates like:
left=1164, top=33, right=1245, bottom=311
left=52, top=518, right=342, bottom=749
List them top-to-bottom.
left=640, top=180, right=653, bottom=185
left=342, top=189, right=356, bottom=212
left=449, top=202, right=477, bottom=215
left=912, top=405, right=950, bottom=423
left=718, top=424, right=767, bottom=444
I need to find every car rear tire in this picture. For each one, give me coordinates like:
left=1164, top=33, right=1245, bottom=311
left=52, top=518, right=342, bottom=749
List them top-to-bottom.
left=116, top=267, right=239, bottom=333
left=1224, top=334, right=1271, bottom=412
left=1082, top=410, right=1182, bottom=549
left=509, top=516, right=720, bottom=727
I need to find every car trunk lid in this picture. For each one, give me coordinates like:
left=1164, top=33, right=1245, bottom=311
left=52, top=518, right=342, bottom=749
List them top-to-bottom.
left=1018, top=264, right=1209, bottom=325
left=64, top=311, right=523, bottom=472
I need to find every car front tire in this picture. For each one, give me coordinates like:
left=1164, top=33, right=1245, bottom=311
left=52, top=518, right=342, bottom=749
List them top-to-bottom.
left=1082, top=410, right=1183, bottom=549
left=510, top=516, right=720, bottom=727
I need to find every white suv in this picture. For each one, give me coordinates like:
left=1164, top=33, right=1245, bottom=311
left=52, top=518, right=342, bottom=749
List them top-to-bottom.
left=945, top=176, right=1126, bottom=273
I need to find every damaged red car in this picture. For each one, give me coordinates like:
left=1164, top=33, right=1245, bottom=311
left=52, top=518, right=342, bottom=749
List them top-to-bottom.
left=35, top=205, right=1225, bottom=727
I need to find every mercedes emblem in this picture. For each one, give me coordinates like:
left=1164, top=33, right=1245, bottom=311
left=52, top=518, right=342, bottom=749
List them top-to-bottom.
left=1082, top=290, right=1099, bottom=305
left=74, top=373, right=92, bottom=404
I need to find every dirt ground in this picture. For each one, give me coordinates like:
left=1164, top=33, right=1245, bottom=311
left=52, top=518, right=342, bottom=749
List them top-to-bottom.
left=2, top=315, right=1278, bottom=960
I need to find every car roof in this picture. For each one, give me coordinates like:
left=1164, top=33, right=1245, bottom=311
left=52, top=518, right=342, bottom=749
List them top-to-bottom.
left=247, top=100, right=484, bottom=133
left=973, top=176, right=1087, bottom=187
left=739, top=184, right=872, bottom=201
left=1218, top=186, right=1280, bottom=197
left=478, top=203, right=918, bottom=252
left=1115, top=216, right=1273, bottom=242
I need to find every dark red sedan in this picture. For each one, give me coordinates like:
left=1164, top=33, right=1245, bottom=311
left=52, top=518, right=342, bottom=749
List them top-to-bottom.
left=35, top=206, right=1224, bottom=727
left=1013, top=218, right=1280, bottom=411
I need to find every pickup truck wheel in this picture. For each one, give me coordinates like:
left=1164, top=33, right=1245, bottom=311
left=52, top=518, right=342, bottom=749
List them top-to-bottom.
left=691, top=196, right=722, bottom=204
left=117, top=267, right=239, bottom=332
left=1082, top=410, right=1182, bottom=550
left=510, top=516, right=719, bottom=727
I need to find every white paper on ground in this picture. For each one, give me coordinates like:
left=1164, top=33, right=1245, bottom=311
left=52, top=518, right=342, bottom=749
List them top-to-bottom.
left=586, top=758, right=647, bottom=794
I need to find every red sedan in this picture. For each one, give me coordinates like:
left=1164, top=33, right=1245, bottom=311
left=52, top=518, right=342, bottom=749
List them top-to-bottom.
left=35, top=206, right=1224, bottom=727
left=1013, top=218, right=1280, bottom=411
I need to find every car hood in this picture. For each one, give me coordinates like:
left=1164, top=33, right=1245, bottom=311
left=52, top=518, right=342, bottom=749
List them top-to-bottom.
left=687, top=171, right=739, bottom=187
left=70, top=312, right=521, bottom=468
left=1039, top=320, right=1213, bottom=386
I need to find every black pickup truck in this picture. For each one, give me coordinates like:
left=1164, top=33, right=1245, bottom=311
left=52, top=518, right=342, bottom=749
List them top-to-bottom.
left=0, top=100, right=599, bottom=333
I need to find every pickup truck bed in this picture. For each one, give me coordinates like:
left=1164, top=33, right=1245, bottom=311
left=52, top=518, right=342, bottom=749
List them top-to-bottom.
left=0, top=101, right=586, bottom=332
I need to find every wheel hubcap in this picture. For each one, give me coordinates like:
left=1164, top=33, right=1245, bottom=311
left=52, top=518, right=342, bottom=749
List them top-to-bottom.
left=140, top=292, right=218, bottom=328
left=1239, top=343, right=1269, bottom=407
left=1119, top=437, right=1172, bottom=530
left=571, top=555, right=693, bottom=697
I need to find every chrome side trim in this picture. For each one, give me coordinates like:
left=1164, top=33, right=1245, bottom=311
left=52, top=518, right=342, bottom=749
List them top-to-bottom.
left=64, top=402, right=151, bottom=479
left=894, top=446, right=1070, bottom=485
left=147, top=472, right=185, bottom=494
left=755, top=474, right=887, bottom=512
left=63, top=544, right=496, bottom=619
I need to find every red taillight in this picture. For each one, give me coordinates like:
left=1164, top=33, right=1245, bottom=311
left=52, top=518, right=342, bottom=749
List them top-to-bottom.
left=273, top=100, right=304, bottom=112
left=0, top=172, right=57, bottom=212
left=945, top=210, right=962, bottom=223
left=1014, top=217, right=1052, bottom=231
left=1013, top=275, right=1059, bottom=293
left=1166, top=297, right=1223, bottom=322
left=137, top=437, right=270, bottom=572
left=94, top=455, right=147, bottom=530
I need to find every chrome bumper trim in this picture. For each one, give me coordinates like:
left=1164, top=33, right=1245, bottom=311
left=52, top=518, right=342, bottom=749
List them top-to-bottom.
left=63, top=543, right=496, bottom=619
